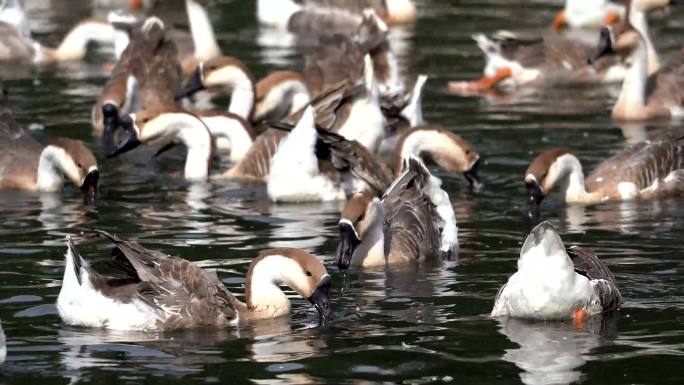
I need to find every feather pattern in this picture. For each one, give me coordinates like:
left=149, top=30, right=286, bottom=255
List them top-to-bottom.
left=568, top=246, right=622, bottom=312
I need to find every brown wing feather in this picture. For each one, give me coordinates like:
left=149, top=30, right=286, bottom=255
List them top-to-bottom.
left=0, top=108, right=42, bottom=186
left=568, top=246, right=622, bottom=312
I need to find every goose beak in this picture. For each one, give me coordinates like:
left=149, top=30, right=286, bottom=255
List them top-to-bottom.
left=588, top=27, right=613, bottom=65
left=175, top=67, right=205, bottom=101
left=101, top=103, right=119, bottom=156
left=106, top=114, right=141, bottom=158
left=464, top=158, right=483, bottom=191
left=80, top=169, right=99, bottom=205
left=526, top=180, right=545, bottom=215
left=337, top=221, right=361, bottom=270
left=309, top=275, right=332, bottom=322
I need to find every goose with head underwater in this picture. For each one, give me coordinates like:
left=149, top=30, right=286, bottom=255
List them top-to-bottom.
left=588, top=1, right=684, bottom=121
left=266, top=106, right=481, bottom=202
left=0, top=108, right=99, bottom=202
left=524, top=136, right=684, bottom=211
left=337, top=156, right=458, bottom=269
left=491, top=221, right=622, bottom=320
left=57, top=231, right=331, bottom=331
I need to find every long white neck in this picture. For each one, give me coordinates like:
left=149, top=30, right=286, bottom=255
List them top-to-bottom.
left=186, top=0, right=221, bottom=61
left=629, top=8, right=659, bottom=74
left=51, top=20, right=117, bottom=61
left=613, top=40, right=648, bottom=117
left=209, top=66, right=255, bottom=120
left=149, top=114, right=212, bottom=181
left=199, top=115, right=253, bottom=162
left=395, top=129, right=448, bottom=173
left=36, top=145, right=66, bottom=192
left=552, top=154, right=590, bottom=203
left=352, top=217, right=386, bottom=267
left=247, top=255, right=299, bottom=319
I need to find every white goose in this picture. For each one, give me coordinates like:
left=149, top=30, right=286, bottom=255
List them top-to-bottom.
left=552, top=0, right=624, bottom=31
left=492, top=221, right=622, bottom=320
left=57, top=231, right=331, bottom=331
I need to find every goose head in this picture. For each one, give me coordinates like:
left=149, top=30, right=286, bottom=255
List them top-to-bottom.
left=588, top=23, right=642, bottom=64
left=175, top=56, right=254, bottom=100
left=107, top=108, right=189, bottom=157
left=46, top=138, right=99, bottom=203
left=524, top=148, right=575, bottom=208
left=337, top=192, right=383, bottom=270
left=247, top=248, right=331, bottom=320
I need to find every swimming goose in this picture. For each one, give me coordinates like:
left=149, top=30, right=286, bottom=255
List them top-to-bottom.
left=257, top=0, right=416, bottom=30
left=448, top=0, right=668, bottom=92
left=552, top=0, right=624, bottom=31
left=93, top=17, right=181, bottom=153
left=588, top=19, right=684, bottom=121
left=175, top=56, right=311, bottom=128
left=267, top=107, right=481, bottom=201
left=0, top=108, right=99, bottom=201
left=107, top=108, right=213, bottom=181
left=524, top=139, right=684, bottom=209
left=337, top=156, right=458, bottom=269
left=491, top=221, right=622, bottom=320
left=57, top=231, right=331, bottom=331
left=0, top=319, right=5, bottom=364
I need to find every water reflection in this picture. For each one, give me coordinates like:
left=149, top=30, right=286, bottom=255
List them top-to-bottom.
left=497, top=315, right=618, bottom=385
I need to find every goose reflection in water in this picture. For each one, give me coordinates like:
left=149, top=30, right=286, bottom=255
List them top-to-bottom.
left=497, top=314, right=618, bottom=385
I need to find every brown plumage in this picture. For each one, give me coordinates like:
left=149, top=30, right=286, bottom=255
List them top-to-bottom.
left=567, top=246, right=623, bottom=312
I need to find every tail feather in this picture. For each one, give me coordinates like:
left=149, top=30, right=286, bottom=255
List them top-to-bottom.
left=382, top=155, right=431, bottom=200
left=66, top=236, right=85, bottom=286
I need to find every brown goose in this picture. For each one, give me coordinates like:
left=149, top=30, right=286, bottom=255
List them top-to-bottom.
left=588, top=10, right=684, bottom=121
left=92, top=17, right=182, bottom=154
left=0, top=108, right=99, bottom=201
left=525, top=138, right=684, bottom=209
left=337, top=156, right=458, bottom=269
left=492, top=221, right=622, bottom=320
left=57, top=231, right=331, bottom=331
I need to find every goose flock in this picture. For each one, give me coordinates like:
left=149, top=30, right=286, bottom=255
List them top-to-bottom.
left=0, top=0, right=683, bottom=370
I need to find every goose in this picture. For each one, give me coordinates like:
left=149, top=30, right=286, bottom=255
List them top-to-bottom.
left=176, top=0, right=221, bottom=75
left=256, top=0, right=416, bottom=30
left=448, top=0, right=667, bottom=92
left=552, top=0, right=624, bottom=31
left=0, top=11, right=129, bottom=63
left=588, top=14, right=684, bottom=121
left=93, top=17, right=182, bottom=153
left=174, top=56, right=311, bottom=128
left=267, top=106, right=481, bottom=202
left=0, top=108, right=99, bottom=201
left=107, top=108, right=213, bottom=181
left=524, top=139, right=684, bottom=210
left=337, top=156, right=458, bottom=269
left=491, top=221, right=622, bottom=320
left=57, top=231, right=331, bottom=331
left=0, top=319, right=5, bottom=364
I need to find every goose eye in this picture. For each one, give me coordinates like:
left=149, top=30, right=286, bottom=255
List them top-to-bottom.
left=142, top=118, right=150, bottom=123
left=465, top=150, right=471, bottom=155
left=358, top=213, right=365, bottom=222
left=305, top=271, right=312, bottom=277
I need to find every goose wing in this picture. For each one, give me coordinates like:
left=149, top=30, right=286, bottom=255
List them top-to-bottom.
left=0, top=22, right=34, bottom=62
left=646, top=63, right=684, bottom=109
left=586, top=137, right=684, bottom=194
left=95, top=231, right=240, bottom=328
left=568, top=246, right=622, bottom=312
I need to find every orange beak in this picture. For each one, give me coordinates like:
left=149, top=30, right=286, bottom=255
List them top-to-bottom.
left=552, top=10, right=566, bottom=31
left=603, top=11, right=621, bottom=26
left=447, top=67, right=513, bottom=93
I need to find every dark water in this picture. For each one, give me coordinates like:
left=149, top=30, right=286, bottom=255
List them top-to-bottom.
left=1, top=0, right=684, bottom=384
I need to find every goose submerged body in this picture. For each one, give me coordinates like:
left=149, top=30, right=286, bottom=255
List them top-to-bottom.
left=492, top=222, right=622, bottom=320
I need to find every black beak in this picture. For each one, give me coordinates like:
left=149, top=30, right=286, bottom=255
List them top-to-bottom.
left=671, top=0, right=684, bottom=5
left=588, top=27, right=614, bottom=65
left=175, top=67, right=205, bottom=101
left=101, top=103, right=120, bottom=156
left=106, top=114, right=141, bottom=158
left=464, top=158, right=483, bottom=192
left=80, top=169, right=99, bottom=205
left=526, top=181, right=545, bottom=215
left=337, top=221, right=361, bottom=270
left=308, top=275, right=332, bottom=323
